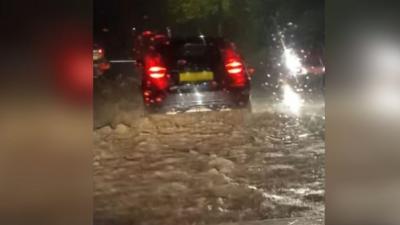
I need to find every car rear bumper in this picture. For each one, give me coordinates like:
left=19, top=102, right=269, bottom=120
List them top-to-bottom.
left=147, top=89, right=250, bottom=112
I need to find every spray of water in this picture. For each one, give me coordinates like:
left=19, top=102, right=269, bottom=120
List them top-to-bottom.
left=282, top=84, right=303, bottom=115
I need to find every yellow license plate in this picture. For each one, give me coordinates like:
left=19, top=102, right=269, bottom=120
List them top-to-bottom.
left=179, top=71, right=214, bottom=82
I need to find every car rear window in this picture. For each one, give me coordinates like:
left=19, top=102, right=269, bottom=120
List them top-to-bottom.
left=156, top=40, right=223, bottom=67
left=163, top=43, right=219, bottom=57
left=178, top=43, right=213, bottom=57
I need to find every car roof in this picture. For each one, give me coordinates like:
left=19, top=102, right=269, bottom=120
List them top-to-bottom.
left=169, top=36, right=227, bottom=45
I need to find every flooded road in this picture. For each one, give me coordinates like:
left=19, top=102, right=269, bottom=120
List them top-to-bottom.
left=93, top=67, right=325, bottom=225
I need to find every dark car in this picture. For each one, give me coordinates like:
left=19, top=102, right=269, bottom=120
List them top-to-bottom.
left=132, top=30, right=170, bottom=69
left=138, top=36, right=251, bottom=113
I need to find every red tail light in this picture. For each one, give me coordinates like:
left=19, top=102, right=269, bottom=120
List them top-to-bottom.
left=142, top=30, right=153, bottom=36
left=224, top=49, right=247, bottom=87
left=144, top=53, right=169, bottom=90
left=144, top=54, right=166, bottom=78
left=225, top=61, right=244, bottom=74
left=147, top=66, right=166, bottom=78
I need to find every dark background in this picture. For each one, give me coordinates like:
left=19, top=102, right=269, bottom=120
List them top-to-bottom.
left=94, top=0, right=324, bottom=59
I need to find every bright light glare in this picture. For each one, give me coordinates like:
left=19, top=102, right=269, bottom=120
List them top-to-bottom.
left=284, top=48, right=303, bottom=76
left=226, top=61, right=242, bottom=67
left=148, top=66, right=165, bottom=72
left=148, top=66, right=166, bottom=78
left=227, top=68, right=243, bottom=74
left=149, top=73, right=164, bottom=78
left=282, top=84, right=303, bottom=115
left=194, top=90, right=202, bottom=97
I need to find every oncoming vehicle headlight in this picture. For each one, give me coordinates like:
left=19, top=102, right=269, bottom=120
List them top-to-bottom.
left=283, top=48, right=305, bottom=76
